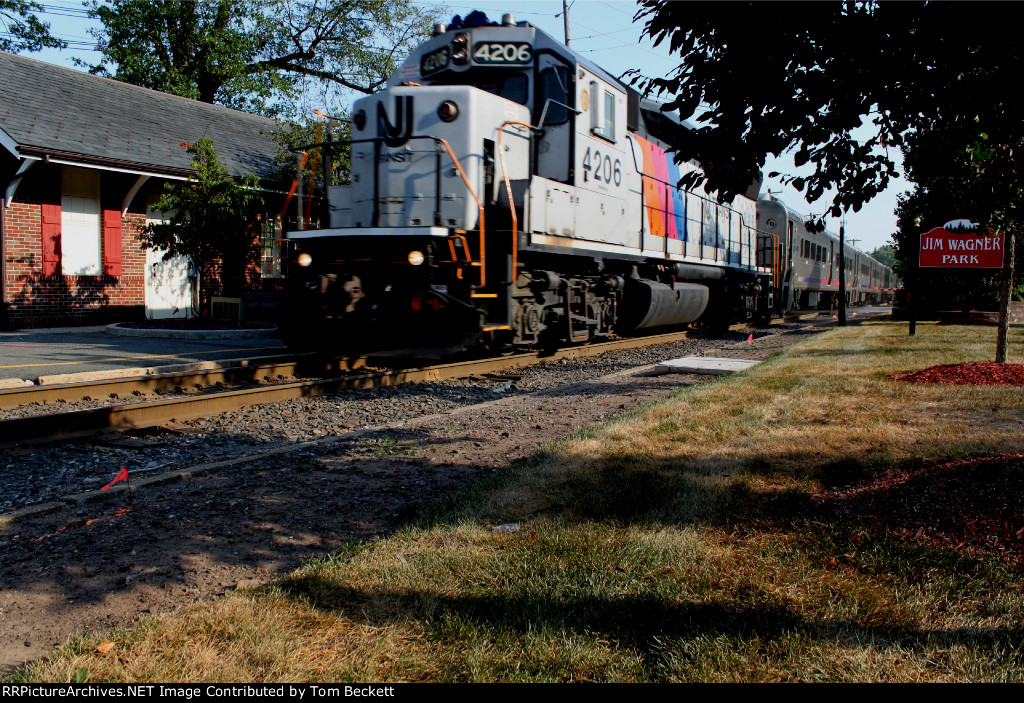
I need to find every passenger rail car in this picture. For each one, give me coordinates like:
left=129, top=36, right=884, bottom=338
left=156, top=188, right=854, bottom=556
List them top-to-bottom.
left=281, top=12, right=773, bottom=353
left=755, top=197, right=894, bottom=312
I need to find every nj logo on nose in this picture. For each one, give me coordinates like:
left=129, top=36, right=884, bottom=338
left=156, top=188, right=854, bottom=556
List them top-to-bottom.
left=377, top=96, right=413, bottom=147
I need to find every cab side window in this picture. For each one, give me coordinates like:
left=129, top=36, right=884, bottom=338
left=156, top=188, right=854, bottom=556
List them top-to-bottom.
left=539, top=66, right=572, bottom=125
left=589, top=82, right=617, bottom=141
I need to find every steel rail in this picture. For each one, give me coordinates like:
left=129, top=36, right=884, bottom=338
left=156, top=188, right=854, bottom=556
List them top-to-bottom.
left=0, top=329, right=703, bottom=448
left=0, top=357, right=365, bottom=411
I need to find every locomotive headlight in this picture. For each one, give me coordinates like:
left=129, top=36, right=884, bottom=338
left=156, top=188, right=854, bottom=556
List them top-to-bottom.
left=451, top=32, right=468, bottom=64
left=438, top=100, right=459, bottom=122
left=353, top=109, right=366, bottom=131
left=407, top=249, right=425, bottom=266
left=297, top=252, right=313, bottom=267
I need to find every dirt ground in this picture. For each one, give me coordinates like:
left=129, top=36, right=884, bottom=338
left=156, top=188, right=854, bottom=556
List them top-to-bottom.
left=0, top=362, right=718, bottom=673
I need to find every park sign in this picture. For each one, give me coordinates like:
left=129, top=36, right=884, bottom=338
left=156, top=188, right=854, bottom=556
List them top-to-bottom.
left=919, top=219, right=1004, bottom=268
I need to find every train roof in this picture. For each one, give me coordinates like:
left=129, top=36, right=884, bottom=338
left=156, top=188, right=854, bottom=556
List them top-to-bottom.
left=390, top=11, right=627, bottom=90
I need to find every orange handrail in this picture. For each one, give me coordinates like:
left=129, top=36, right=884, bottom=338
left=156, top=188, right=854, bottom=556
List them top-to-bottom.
left=305, top=117, right=324, bottom=226
left=497, top=121, right=532, bottom=286
left=436, top=138, right=486, bottom=289
left=280, top=152, right=309, bottom=225
left=447, top=231, right=470, bottom=280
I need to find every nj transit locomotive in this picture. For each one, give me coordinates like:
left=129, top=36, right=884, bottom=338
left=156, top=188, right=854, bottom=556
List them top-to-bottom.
left=281, top=12, right=887, bottom=353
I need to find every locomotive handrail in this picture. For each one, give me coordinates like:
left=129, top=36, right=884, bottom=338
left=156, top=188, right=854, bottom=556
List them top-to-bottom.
left=497, top=120, right=534, bottom=284
left=435, top=137, right=486, bottom=290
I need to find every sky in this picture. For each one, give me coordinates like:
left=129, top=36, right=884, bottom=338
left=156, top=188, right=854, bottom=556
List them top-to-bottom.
left=22, top=0, right=908, bottom=253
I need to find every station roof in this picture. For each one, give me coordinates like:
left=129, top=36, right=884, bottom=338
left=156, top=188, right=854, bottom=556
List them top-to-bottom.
left=0, top=51, right=282, bottom=180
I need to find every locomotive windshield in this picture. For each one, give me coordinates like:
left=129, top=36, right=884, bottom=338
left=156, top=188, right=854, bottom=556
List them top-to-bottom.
left=428, top=69, right=529, bottom=106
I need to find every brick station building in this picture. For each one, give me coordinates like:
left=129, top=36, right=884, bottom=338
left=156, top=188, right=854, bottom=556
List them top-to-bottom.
left=0, top=50, right=288, bottom=329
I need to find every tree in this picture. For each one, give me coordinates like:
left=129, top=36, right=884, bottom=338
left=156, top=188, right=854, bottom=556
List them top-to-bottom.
left=1, top=0, right=65, bottom=52
left=84, top=0, right=438, bottom=116
left=634, top=1, right=1022, bottom=360
left=632, top=2, right=1021, bottom=215
left=268, top=113, right=352, bottom=228
left=892, top=122, right=1022, bottom=314
left=141, top=139, right=263, bottom=311
left=868, top=245, right=896, bottom=270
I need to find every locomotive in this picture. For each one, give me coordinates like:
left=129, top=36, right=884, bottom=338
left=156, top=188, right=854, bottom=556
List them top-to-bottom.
left=281, top=12, right=890, bottom=354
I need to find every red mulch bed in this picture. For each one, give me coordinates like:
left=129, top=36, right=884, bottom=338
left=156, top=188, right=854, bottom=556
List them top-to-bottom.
left=888, top=361, right=1024, bottom=386
left=818, top=454, right=1024, bottom=566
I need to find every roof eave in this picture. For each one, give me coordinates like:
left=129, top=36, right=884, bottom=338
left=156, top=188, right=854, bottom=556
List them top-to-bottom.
left=0, top=126, right=22, bottom=160
left=17, top=146, right=194, bottom=179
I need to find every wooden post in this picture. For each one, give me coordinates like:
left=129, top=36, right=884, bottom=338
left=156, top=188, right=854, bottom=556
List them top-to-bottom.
left=996, top=231, right=1016, bottom=363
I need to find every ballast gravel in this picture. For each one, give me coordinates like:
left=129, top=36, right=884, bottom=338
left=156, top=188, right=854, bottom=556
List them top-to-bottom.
left=0, top=324, right=821, bottom=517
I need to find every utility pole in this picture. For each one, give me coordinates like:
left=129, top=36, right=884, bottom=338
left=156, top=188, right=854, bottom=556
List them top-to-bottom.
left=562, top=0, right=571, bottom=46
left=838, top=223, right=847, bottom=326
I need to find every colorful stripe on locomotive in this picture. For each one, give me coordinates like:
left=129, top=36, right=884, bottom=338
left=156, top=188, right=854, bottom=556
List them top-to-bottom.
left=633, top=135, right=687, bottom=242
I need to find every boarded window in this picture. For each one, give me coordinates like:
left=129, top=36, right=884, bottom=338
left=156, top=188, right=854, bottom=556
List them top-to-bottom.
left=61, top=166, right=101, bottom=275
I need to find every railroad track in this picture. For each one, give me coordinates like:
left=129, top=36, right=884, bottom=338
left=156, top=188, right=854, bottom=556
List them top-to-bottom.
left=0, top=329, right=710, bottom=448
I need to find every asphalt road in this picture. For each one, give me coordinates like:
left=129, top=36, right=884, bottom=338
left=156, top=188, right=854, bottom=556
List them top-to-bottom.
left=0, top=326, right=287, bottom=383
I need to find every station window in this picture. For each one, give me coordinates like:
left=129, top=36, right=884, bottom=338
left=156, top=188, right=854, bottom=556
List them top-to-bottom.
left=61, top=166, right=102, bottom=276
left=260, top=214, right=284, bottom=278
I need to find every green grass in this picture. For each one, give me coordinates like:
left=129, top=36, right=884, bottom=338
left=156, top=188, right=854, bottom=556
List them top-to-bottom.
left=8, top=320, right=1024, bottom=683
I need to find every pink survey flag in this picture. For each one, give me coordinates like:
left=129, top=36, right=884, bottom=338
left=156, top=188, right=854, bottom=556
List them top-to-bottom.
left=101, top=466, right=130, bottom=492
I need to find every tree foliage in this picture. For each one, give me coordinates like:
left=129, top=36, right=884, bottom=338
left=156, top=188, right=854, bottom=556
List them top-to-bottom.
left=0, top=0, right=65, bottom=52
left=85, top=0, right=438, bottom=116
left=632, top=1, right=1023, bottom=218
left=141, top=139, right=263, bottom=301
left=868, top=245, right=895, bottom=269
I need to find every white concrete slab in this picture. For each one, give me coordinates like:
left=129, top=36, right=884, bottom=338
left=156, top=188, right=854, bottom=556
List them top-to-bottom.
left=654, top=356, right=761, bottom=376
left=0, top=378, right=34, bottom=389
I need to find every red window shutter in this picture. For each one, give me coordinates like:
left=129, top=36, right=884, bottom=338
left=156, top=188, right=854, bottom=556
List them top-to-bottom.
left=40, top=202, right=62, bottom=276
left=102, top=209, right=122, bottom=276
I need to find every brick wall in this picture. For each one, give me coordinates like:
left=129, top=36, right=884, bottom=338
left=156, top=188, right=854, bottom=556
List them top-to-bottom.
left=2, top=167, right=148, bottom=328
left=3, top=201, right=148, bottom=328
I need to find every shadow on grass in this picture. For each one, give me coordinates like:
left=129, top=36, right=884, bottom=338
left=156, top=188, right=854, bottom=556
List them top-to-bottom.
left=276, top=566, right=1024, bottom=678
left=278, top=575, right=801, bottom=641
